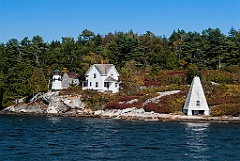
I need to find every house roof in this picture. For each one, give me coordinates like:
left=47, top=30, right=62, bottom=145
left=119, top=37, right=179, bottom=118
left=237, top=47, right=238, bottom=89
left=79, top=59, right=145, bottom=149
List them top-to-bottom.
left=85, top=64, right=119, bottom=75
left=95, top=64, right=114, bottom=75
left=66, top=72, right=79, bottom=79
left=105, top=76, right=118, bottom=82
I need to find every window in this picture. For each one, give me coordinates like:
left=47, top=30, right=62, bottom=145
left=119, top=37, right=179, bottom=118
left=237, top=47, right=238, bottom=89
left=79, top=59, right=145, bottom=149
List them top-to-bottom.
left=94, top=73, right=96, bottom=78
left=111, top=74, right=114, bottom=77
left=83, top=82, right=88, bottom=87
left=90, top=82, right=92, bottom=86
left=95, top=82, right=98, bottom=87
left=104, top=82, right=109, bottom=88
left=115, top=83, right=118, bottom=87
left=196, top=100, right=200, bottom=106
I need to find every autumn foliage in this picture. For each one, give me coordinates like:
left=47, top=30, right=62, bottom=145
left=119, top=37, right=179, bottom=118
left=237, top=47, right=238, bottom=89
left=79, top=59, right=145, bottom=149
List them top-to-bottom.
left=58, top=68, right=240, bottom=117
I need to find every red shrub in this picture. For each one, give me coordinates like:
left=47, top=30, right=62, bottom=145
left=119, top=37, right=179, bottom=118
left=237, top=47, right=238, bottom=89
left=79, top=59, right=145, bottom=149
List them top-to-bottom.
left=167, top=71, right=186, bottom=76
left=144, top=79, right=161, bottom=87
left=118, top=96, right=133, bottom=102
left=105, top=100, right=133, bottom=110
left=105, top=101, right=121, bottom=109
left=143, top=102, right=159, bottom=112
left=143, top=102, right=172, bottom=114
left=156, top=105, right=172, bottom=114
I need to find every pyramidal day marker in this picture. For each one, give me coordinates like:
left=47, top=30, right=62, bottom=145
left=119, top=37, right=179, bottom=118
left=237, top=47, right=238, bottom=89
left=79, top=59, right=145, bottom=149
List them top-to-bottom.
left=183, top=76, right=209, bottom=116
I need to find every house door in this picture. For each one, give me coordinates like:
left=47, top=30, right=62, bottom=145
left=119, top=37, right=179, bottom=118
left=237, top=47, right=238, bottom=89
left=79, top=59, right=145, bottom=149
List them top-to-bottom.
left=104, top=82, right=110, bottom=88
left=192, top=110, right=204, bottom=115
left=192, top=110, right=199, bottom=115
left=192, top=110, right=195, bottom=115
left=199, top=110, right=204, bottom=115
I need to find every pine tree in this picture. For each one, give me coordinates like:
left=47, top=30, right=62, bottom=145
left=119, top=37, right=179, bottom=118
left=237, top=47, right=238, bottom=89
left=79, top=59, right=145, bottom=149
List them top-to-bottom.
left=28, top=68, right=48, bottom=96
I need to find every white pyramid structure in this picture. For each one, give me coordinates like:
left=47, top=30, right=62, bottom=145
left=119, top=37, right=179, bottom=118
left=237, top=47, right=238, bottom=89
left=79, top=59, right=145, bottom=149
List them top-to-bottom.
left=183, top=76, right=209, bottom=116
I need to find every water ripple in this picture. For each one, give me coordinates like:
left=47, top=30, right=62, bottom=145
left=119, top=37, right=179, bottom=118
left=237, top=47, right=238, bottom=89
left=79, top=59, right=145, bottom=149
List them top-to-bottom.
left=0, top=115, right=239, bottom=160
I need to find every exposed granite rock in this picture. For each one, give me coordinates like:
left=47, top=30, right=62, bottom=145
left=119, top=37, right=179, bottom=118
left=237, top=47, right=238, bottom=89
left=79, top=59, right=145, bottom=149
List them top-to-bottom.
left=143, top=90, right=180, bottom=105
left=3, top=91, right=86, bottom=114
left=93, top=107, right=240, bottom=123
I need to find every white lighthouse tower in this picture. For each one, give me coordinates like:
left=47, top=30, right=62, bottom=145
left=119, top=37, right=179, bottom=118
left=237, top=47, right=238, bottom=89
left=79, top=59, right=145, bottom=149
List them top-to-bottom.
left=51, top=69, right=62, bottom=91
left=183, top=76, right=209, bottom=116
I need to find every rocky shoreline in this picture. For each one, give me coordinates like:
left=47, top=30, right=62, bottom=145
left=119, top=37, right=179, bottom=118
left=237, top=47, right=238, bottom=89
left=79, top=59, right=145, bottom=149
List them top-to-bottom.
left=1, top=91, right=239, bottom=124
left=1, top=108, right=240, bottom=124
left=95, top=108, right=240, bottom=124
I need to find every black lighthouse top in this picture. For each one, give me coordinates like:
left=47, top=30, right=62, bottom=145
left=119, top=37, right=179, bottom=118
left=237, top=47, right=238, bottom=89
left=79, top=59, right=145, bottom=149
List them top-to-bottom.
left=53, top=69, right=60, bottom=75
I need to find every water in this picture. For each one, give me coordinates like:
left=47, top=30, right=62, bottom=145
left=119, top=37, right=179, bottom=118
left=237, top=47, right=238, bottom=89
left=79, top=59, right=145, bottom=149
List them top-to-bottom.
left=0, top=115, right=239, bottom=161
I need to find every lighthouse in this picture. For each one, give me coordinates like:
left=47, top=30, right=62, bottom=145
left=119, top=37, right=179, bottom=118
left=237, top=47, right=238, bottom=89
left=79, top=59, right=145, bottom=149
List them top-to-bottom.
left=51, top=69, right=62, bottom=91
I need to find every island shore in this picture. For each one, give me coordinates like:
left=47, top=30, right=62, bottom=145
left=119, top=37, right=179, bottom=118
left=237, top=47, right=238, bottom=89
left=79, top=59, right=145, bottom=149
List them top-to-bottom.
left=1, top=90, right=239, bottom=124
left=1, top=109, right=240, bottom=124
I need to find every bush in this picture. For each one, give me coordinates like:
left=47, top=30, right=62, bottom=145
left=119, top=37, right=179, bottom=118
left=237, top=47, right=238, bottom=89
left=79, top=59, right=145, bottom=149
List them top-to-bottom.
left=186, top=64, right=202, bottom=83
left=225, top=65, right=240, bottom=73
left=144, top=70, right=187, bottom=87
left=203, top=70, right=240, bottom=84
left=59, top=86, right=83, bottom=95
left=80, top=89, right=114, bottom=110
left=118, top=96, right=133, bottom=102
left=105, top=101, right=121, bottom=109
left=105, top=101, right=133, bottom=110
left=143, top=102, right=172, bottom=114
left=143, top=102, right=159, bottom=112
left=211, top=104, right=240, bottom=117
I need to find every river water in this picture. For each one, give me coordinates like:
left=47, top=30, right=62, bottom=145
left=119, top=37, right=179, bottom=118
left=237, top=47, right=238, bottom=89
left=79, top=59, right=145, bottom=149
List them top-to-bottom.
left=0, top=115, right=239, bottom=161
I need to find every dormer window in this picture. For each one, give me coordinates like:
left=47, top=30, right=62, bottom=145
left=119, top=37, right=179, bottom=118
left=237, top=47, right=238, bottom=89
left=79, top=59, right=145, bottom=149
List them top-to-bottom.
left=94, top=73, right=96, bottom=78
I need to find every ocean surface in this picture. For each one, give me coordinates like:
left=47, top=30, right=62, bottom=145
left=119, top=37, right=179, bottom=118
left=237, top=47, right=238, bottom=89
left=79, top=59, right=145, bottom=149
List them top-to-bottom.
left=0, top=115, right=239, bottom=161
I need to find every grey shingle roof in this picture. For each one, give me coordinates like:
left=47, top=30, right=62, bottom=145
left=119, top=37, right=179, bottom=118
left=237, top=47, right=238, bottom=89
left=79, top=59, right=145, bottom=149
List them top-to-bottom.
left=85, top=64, right=116, bottom=75
left=94, top=64, right=114, bottom=75
left=67, top=72, right=79, bottom=78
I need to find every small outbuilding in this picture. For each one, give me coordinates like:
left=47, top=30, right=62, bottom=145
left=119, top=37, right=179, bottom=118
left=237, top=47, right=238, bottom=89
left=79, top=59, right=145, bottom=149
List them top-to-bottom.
left=62, top=72, right=80, bottom=89
left=183, top=76, right=209, bottom=116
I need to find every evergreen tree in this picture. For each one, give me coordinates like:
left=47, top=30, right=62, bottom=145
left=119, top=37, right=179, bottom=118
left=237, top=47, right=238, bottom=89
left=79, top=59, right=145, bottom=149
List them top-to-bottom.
left=186, top=64, right=202, bottom=83
left=28, top=68, right=48, bottom=96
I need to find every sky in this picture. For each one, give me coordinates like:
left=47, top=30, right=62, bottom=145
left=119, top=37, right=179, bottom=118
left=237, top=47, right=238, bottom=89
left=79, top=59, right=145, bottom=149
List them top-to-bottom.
left=0, top=0, right=240, bottom=43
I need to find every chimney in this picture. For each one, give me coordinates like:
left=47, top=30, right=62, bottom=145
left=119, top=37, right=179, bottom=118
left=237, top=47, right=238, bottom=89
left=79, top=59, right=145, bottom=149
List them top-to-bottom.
left=101, top=60, right=104, bottom=64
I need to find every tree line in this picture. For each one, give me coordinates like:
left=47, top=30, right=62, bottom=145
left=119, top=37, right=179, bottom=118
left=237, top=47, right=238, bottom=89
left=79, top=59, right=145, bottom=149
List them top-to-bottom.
left=0, top=28, right=240, bottom=108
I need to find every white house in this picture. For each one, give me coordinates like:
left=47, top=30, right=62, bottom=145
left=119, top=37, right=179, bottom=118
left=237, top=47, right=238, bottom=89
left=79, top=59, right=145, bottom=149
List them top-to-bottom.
left=82, top=64, right=120, bottom=93
left=51, top=69, right=62, bottom=91
left=62, top=72, right=80, bottom=89
left=183, top=76, right=209, bottom=116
